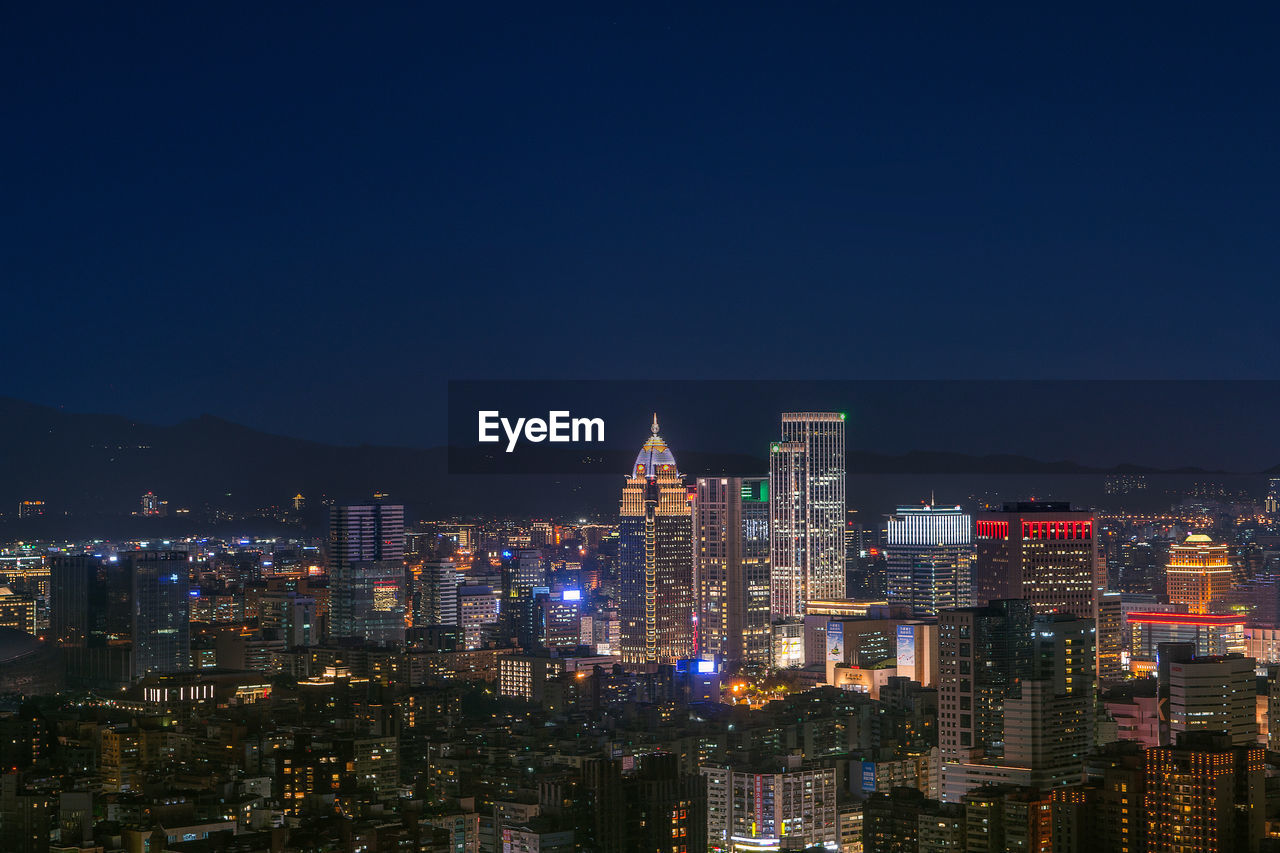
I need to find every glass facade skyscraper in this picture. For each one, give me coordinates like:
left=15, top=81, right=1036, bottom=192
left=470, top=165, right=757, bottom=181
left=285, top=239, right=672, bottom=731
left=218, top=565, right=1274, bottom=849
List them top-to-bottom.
left=769, top=412, right=846, bottom=617
left=328, top=503, right=406, bottom=647
left=885, top=504, right=974, bottom=616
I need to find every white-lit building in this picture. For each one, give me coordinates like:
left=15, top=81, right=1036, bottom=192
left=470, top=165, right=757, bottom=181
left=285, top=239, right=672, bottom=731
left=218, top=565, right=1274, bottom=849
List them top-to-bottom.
left=769, top=413, right=846, bottom=618
left=885, top=504, right=973, bottom=616
left=702, top=760, right=838, bottom=852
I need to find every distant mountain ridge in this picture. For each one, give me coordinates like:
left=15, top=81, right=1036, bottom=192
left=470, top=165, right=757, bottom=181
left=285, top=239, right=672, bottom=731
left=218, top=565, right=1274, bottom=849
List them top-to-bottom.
left=0, top=397, right=1257, bottom=526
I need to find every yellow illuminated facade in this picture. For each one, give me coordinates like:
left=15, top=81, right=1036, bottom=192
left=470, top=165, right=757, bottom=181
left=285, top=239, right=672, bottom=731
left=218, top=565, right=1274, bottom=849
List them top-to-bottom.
left=1166, top=534, right=1232, bottom=615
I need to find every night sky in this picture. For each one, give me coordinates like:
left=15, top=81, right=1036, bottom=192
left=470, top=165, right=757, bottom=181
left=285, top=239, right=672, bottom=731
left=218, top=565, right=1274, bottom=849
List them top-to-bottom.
left=5, top=5, right=1279, bottom=453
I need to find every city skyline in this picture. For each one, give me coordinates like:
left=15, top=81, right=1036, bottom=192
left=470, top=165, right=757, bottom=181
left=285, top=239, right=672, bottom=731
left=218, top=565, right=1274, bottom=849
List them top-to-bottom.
left=4, top=5, right=1279, bottom=851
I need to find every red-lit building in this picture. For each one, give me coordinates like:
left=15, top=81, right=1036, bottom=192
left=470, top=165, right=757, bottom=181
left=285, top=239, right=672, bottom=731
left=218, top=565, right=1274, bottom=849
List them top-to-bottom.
left=973, top=502, right=1098, bottom=618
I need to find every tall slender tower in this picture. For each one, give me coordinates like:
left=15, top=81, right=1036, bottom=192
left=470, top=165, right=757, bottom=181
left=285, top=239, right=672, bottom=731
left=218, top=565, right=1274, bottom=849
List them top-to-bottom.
left=769, top=412, right=846, bottom=617
left=619, top=415, right=695, bottom=665
left=694, top=476, right=772, bottom=667
left=328, top=503, right=406, bottom=646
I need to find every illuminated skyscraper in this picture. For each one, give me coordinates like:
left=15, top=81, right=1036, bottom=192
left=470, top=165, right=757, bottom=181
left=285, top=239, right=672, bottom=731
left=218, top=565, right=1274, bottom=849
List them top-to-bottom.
left=769, top=412, right=846, bottom=617
left=618, top=415, right=695, bottom=665
left=694, top=476, right=771, bottom=667
left=1266, top=478, right=1279, bottom=515
left=973, top=502, right=1098, bottom=618
left=328, top=503, right=406, bottom=646
left=885, top=504, right=974, bottom=616
left=1165, top=533, right=1233, bottom=615
left=130, top=551, right=192, bottom=675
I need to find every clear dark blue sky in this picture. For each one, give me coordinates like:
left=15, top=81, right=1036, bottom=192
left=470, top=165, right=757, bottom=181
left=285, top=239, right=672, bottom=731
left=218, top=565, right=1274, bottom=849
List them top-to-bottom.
left=5, top=4, right=1278, bottom=447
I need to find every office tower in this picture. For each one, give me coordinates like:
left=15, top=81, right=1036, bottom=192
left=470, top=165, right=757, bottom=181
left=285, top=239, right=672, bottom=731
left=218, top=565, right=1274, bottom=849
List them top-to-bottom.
left=769, top=412, right=846, bottom=618
left=618, top=416, right=695, bottom=665
left=694, top=476, right=772, bottom=667
left=1266, top=478, right=1279, bottom=516
left=140, top=491, right=161, bottom=516
left=973, top=502, right=1097, bottom=618
left=328, top=504, right=406, bottom=646
left=885, top=504, right=974, bottom=616
left=1165, top=533, right=1233, bottom=614
left=512, top=549, right=547, bottom=589
left=51, top=550, right=192, bottom=679
left=130, top=550, right=192, bottom=675
left=49, top=554, right=130, bottom=686
left=412, top=558, right=458, bottom=627
left=457, top=585, right=501, bottom=650
left=0, top=587, right=36, bottom=634
left=258, top=590, right=318, bottom=646
left=537, top=590, right=583, bottom=651
left=1091, top=590, right=1124, bottom=682
left=938, top=600, right=1034, bottom=772
left=939, top=601, right=1094, bottom=801
left=1001, top=613, right=1095, bottom=790
left=1166, top=654, right=1257, bottom=746
left=1145, top=732, right=1264, bottom=853
left=701, top=760, right=838, bottom=852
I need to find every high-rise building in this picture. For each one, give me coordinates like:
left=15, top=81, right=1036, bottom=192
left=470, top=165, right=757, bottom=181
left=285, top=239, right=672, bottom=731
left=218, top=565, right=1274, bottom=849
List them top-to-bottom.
left=769, top=412, right=846, bottom=618
left=618, top=416, right=695, bottom=665
left=694, top=476, right=772, bottom=667
left=1265, top=478, right=1279, bottom=516
left=973, top=502, right=1097, bottom=618
left=328, top=504, right=406, bottom=647
left=885, top=504, right=974, bottom=616
left=1165, top=534, right=1233, bottom=615
left=512, top=549, right=547, bottom=589
left=130, top=550, right=192, bottom=675
left=51, top=551, right=192, bottom=682
left=50, top=554, right=132, bottom=686
left=412, top=558, right=458, bottom=627
left=457, top=585, right=501, bottom=650
left=0, top=587, right=36, bottom=635
left=1094, top=591, right=1124, bottom=682
left=938, top=600, right=1034, bottom=775
left=938, top=601, right=1094, bottom=802
left=1001, top=614, right=1095, bottom=790
left=1166, top=654, right=1257, bottom=746
left=1145, top=732, right=1264, bottom=853
left=701, top=760, right=838, bottom=853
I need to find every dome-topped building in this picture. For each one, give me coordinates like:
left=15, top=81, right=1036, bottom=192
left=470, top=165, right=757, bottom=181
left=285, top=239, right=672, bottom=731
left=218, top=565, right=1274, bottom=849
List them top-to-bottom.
left=632, top=413, right=679, bottom=478
left=619, top=414, right=695, bottom=665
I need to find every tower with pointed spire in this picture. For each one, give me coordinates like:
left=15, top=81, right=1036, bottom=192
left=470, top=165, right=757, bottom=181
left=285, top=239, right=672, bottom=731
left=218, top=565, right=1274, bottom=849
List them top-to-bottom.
left=618, top=414, right=695, bottom=665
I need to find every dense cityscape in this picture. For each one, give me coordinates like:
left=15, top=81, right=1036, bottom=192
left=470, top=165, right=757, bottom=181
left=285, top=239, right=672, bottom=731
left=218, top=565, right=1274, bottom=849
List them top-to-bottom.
left=8, top=3, right=1280, bottom=852
left=0, top=413, right=1278, bottom=852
